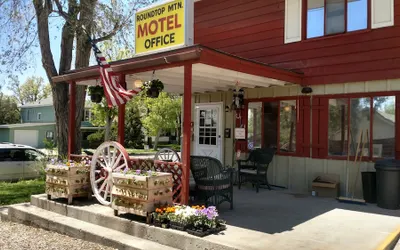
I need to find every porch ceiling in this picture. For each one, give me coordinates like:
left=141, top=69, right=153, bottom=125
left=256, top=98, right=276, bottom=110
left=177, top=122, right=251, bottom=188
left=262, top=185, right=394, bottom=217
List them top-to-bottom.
left=52, top=45, right=303, bottom=93
left=125, top=63, right=287, bottom=94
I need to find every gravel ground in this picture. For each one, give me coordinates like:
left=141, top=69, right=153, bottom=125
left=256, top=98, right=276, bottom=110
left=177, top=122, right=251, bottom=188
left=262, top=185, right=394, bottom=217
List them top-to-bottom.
left=0, top=220, right=116, bottom=250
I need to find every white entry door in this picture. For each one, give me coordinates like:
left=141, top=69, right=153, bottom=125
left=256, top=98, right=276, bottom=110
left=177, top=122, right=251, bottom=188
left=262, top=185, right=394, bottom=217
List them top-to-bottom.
left=194, top=103, right=223, bottom=163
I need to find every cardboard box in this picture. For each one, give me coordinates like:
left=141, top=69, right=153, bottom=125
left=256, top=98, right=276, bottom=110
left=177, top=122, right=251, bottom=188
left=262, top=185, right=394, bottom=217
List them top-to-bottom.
left=312, top=174, right=340, bottom=198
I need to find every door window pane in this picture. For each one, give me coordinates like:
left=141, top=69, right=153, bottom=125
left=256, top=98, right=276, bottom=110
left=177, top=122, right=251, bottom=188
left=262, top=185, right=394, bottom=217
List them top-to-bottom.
left=307, top=0, right=325, bottom=38
left=326, top=0, right=345, bottom=35
left=347, top=0, right=367, bottom=32
left=373, top=96, right=395, bottom=158
left=349, top=98, right=370, bottom=156
left=328, top=99, right=348, bottom=156
left=280, top=100, right=296, bottom=152
left=247, top=102, right=262, bottom=150
left=263, top=102, right=279, bottom=149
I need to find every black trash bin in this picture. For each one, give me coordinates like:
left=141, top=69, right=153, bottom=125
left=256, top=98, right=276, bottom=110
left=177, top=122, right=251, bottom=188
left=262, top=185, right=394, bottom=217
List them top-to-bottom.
left=375, top=160, right=400, bottom=210
left=361, top=172, right=376, bottom=203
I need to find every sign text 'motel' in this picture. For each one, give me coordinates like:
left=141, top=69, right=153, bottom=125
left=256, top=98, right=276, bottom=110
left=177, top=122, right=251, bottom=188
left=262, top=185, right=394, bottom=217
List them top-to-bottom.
left=135, top=0, right=193, bottom=55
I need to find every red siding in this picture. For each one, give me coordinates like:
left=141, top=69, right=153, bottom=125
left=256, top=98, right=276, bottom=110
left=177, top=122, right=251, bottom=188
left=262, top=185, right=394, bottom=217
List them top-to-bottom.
left=195, top=0, right=400, bottom=85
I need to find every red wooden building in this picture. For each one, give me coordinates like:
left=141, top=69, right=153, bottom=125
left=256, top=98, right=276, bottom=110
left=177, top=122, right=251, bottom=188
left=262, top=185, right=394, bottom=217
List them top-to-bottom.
left=55, top=0, right=399, bottom=202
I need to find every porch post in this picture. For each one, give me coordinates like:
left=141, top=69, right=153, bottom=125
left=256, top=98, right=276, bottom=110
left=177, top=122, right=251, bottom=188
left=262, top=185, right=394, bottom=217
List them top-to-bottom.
left=182, top=63, right=192, bottom=204
left=117, top=75, right=126, bottom=146
left=68, top=81, right=76, bottom=159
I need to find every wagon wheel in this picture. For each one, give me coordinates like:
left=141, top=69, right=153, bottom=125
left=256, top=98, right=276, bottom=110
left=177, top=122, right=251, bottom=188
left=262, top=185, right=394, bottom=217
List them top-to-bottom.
left=90, top=141, right=130, bottom=206
left=154, top=148, right=181, bottom=163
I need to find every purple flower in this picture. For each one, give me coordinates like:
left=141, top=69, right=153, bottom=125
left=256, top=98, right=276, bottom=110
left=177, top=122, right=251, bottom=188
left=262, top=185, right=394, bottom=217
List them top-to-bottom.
left=123, top=167, right=129, bottom=174
left=136, top=169, right=141, bottom=175
left=147, top=170, right=152, bottom=175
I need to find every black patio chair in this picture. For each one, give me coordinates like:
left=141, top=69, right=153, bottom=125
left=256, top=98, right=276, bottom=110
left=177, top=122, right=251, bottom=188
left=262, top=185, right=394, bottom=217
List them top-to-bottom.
left=237, top=148, right=275, bottom=193
left=190, top=156, right=234, bottom=209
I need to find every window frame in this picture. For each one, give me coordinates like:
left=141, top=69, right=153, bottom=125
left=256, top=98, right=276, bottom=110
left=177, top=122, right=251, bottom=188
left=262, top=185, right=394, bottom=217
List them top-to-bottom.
left=303, top=0, right=371, bottom=40
left=314, top=91, right=399, bottom=162
left=245, top=97, right=301, bottom=156
left=46, top=131, right=54, bottom=140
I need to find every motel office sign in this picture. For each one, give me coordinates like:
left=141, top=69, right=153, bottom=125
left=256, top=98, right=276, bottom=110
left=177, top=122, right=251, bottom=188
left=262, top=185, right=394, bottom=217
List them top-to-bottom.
left=135, top=0, right=194, bottom=55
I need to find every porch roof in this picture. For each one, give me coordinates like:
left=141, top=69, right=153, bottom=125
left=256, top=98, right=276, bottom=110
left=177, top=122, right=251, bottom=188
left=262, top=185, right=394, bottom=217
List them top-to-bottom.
left=52, top=45, right=303, bottom=94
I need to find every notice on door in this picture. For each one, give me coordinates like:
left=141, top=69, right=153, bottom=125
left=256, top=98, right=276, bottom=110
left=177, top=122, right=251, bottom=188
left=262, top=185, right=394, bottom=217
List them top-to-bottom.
left=135, top=0, right=193, bottom=55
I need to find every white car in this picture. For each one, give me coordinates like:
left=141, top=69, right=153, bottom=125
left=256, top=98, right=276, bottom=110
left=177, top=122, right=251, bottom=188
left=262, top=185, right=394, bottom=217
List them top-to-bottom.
left=0, top=143, right=47, bottom=181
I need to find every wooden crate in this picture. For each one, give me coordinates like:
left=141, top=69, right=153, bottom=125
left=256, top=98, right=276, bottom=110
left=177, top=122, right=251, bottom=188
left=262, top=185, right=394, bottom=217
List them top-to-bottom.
left=45, top=164, right=91, bottom=204
left=111, top=172, right=173, bottom=222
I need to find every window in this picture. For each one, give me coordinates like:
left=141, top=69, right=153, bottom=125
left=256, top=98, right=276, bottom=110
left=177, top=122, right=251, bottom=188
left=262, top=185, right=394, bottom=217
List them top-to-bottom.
left=306, top=0, right=368, bottom=39
left=327, top=95, right=395, bottom=159
left=373, top=96, right=395, bottom=158
left=328, top=98, right=348, bottom=156
left=247, top=100, right=297, bottom=153
left=279, top=100, right=297, bottom=153
left=247, top=103, right=262, bottom=150
left=198, top=109, right=217, bottom=145
left=37, top=113, right=42, bottom=120
left=46, top=131, right=54, bottom=140
left=25, top=149, right=44, bottom=161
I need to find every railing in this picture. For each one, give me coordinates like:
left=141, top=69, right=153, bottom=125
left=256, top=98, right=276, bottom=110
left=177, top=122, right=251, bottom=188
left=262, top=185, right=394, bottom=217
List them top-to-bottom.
left=70, top=154, right=184, bottom=203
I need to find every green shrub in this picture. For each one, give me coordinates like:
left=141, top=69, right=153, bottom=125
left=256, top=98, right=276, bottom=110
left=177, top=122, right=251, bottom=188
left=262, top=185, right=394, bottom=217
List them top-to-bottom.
left=87, top=131, right=104, bottom=149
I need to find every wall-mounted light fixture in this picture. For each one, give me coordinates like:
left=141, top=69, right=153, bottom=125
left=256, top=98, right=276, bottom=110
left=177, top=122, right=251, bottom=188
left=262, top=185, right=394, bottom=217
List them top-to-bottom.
left=301, top=86, right=313, bottom=94
left=232, top=87, right=245, bottom=110
left=225, top=105, right=230, bottom=112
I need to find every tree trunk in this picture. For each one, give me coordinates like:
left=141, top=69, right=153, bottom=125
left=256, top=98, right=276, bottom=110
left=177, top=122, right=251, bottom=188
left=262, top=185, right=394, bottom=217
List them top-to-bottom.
left=34, top=0, right=70, bottom=158
left=73, top=0, right=97, bottom=154
left=105, top=115, right=111, bottom=141
left=153, top=129, right=161, bottom=150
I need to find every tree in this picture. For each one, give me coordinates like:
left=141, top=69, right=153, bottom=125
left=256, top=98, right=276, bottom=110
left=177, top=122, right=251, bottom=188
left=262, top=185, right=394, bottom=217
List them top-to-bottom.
left=0, top=0, right=154, bottom=157
left=9, top=76, right=51, bottom=105
left=0, top=89, right=20, bottom=125
left=140, top=92, right=181, bottom=149
left=90, top=99, right=118, bottom=141
left=125, top=100, right=144, bottom=148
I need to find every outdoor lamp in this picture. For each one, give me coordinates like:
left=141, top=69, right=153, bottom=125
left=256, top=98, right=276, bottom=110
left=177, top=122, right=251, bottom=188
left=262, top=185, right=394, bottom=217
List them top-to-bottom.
left=134, top=79, right=144, bottom=88
left=301, top=86, right=313, bottom=94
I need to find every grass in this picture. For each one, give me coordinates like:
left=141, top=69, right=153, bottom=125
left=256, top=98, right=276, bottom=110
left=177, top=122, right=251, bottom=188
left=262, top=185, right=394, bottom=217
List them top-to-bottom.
left=0, top=179, right=45, bottom=206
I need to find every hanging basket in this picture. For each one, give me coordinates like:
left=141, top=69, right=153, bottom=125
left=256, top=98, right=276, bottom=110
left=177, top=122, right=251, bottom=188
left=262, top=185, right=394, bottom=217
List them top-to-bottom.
left=143, top=79, right=164, bottom=98
left=88, top=85, right=104, bottom=103
left=90, top=93, right=103, bottom=103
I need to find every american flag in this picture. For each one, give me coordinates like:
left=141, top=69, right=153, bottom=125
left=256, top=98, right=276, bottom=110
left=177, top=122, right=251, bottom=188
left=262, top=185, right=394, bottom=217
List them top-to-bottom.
left=90, top=40, right=141, bottom=107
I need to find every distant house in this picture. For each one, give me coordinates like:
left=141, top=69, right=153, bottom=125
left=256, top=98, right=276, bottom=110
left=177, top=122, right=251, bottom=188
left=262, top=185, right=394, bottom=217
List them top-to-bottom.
left=0, top=97, right=101, bottom=148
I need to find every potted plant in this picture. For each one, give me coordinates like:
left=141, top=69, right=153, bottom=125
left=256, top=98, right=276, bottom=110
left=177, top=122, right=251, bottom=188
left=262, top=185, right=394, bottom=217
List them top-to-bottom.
left=142, top=79, right=164, bottom=98
left=88, top=85, right=104, bottom=103
left=169, top=205, right=196, bottom=231
left=186, top=206, right=226, bottom=237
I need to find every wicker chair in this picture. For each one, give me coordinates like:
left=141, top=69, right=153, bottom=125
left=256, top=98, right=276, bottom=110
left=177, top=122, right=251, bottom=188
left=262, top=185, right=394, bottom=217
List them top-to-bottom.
left=237, top=148, right=275, bottom=193
left=190, top=156, right=234, bottom=209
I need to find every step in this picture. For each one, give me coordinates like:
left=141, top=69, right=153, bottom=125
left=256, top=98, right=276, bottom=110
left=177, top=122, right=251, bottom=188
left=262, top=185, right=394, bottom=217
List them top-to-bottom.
left=31, top=194, right=271, bottom=250
left=7, top=203, right=179, bottom=250
left=0, top=206, right=8, bottom=222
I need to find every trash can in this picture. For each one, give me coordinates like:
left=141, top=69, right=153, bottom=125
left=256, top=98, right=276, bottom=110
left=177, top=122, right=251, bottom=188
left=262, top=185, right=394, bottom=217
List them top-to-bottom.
left=375, top=160, right=400, bottom=210
left=361, top=172, right=376, bottom=203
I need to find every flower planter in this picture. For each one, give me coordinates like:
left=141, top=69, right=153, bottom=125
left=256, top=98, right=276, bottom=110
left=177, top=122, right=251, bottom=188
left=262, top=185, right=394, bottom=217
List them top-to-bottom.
left=45, top=164, right=91, bottom=205
left=111, top=172, right=173, bottom=223
left=170, top=221, right=188, bottom=231
left=186, top=224, right=227, bottom=237
left=186, top=228, right=213, bottom=237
